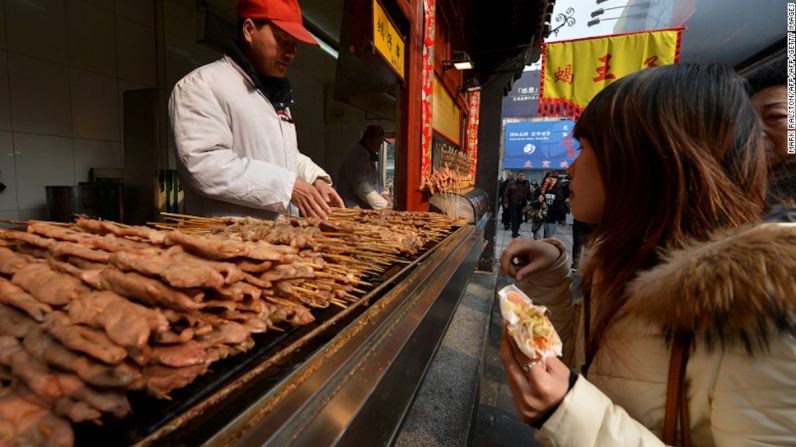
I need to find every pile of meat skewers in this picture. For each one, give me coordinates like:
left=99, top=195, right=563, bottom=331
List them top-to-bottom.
left=420, top=164, right=474, bottom=195
left=0, top=209, right=456, bottom=446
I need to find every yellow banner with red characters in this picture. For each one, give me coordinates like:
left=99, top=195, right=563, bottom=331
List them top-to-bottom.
left=539, top=28, right=682, bottom=118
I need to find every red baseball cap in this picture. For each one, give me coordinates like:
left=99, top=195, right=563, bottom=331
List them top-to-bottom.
left=237, top=0, right=318, bottom=45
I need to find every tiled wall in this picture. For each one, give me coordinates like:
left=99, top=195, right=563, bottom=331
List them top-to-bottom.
left=0, top=0, right=155, bottom=220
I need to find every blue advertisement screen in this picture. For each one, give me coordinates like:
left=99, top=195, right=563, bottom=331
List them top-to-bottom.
left=503, top=120, right=579, bottom=170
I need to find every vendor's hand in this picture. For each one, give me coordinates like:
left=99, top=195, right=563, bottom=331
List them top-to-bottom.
left=292, top=178, right=331, bottom=219
left=313, top=179, right=345, bottom=209
left=381, top=192, right=394, bottom=209
left=500, top=239, right=560, bottom=281
left=500, top=326, right=570, bottom=425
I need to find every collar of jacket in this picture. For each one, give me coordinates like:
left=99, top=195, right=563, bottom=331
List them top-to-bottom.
left=225, top=40, right=293, bottom=111
left=359, top=142, right=378, bottom=162
left=622, top=221, right=796, bottom=354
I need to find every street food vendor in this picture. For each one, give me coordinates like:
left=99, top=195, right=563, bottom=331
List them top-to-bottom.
left=169, top=0, right=344, bottom=219
left=336, top=125, right=392, bottom=209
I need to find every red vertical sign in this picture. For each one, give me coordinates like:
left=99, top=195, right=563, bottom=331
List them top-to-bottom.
left=420, top=0, right=436, bottom=186
left=466, top=90, right=481, bottom=184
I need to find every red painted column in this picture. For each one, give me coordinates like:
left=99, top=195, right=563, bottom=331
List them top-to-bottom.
left=397, top=0, right=428, bottom=211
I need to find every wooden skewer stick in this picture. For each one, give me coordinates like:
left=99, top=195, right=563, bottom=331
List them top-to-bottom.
left=294, top=286, right=325, bottom=296
left=341, top=293, right=361, bottom=302
left=329, top=300, right=347, bottom=309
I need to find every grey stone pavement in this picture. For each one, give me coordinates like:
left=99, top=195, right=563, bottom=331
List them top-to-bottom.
left=396, top=218, right=573, bottom=447
left=470, top=220, right=573, bottom=447
left=396, top=271, right=496, bottom=447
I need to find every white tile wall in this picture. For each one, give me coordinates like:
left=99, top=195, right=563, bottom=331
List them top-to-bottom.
left=0, top=0, right=7, bottom=49
left=5, top=0, right=68, bottom=64
left=68, top=0, right=116, bottom=77
left=81, top=0, right=111, bottom=12
left=114, top=0, right=154, bottom=28
left=164, top=0, right=196, bottom=41
left=116, top=15, right=156, bottom=86
left=0, top=51, right=10, bottom=131
left=8, top=53, right=71, bottom=136
left=70, top=68, right=119, bottom=141
left=291, top=76, right=326, bottom=168
left=118, top=79, right=148, bottom=147
left=0, top=131, right=18, bottom=211
left=13, top=133, right=74, bottom=210
left=14, top=133, right=76, bottom=210
left=73, top=138, right=121, bottom=182
left=18, top=207, right=46, bottom=221
left=0, top=210, right=20, bottom=221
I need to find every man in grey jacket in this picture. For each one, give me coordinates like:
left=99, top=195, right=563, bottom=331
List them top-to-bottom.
left=169, top=0, right=343, bottom=219
left=336, top=126, right=391, bottom=209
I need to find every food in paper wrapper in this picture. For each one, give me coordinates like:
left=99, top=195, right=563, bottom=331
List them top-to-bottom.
left=498, top=284, right=562, bottom=361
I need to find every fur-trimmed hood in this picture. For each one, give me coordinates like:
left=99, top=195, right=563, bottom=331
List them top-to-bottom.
left=767, top=158, right=796, bottom=208
left=625, top=222, right=796, bottom=352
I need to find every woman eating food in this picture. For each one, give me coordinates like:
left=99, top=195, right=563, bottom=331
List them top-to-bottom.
left=498, top=64, right=796, bottom=446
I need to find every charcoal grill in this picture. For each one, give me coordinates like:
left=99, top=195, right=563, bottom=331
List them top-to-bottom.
left=70, top=220, right=484, bottom=446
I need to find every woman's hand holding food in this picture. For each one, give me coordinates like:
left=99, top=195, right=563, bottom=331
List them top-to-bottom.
left=500, top=239, right=561, bottom=281
left=500, top=326, right=570, bottom=425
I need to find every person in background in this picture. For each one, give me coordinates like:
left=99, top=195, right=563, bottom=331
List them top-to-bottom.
left=170, top=0, right=344, bottom=220
left=746, top=55, right=795, bottom=209
left=499, top=64, right=795, bottom=445
left=336, top=125, right=391, bottom=209
left=531, top=171, right=566, bottom=239
left=499, top=172, right=515, bottom=230
left=505, top=172, right=530, bottom=238
left=556, top=176, right=571, bottom=225
left=524, top=179, right=541, bottom=223
left=528, top=179, right=541, bottom=202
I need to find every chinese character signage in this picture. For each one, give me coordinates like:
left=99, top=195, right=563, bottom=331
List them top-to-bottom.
left=373, top=0, right=405, bottom=79
left=539, top=28, right=682, bottom=118
left=502, top=69, right=541, bottom=119
left=432, top=75, right=462, bottom=145
left=503, top=121, right=579, bottom=170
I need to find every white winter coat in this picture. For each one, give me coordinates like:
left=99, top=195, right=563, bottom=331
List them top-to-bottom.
left=169, top=56, right=331, bottom=219
left=521, top=223, right=796, bottom=446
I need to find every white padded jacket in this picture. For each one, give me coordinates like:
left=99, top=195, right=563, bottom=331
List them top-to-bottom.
left=169, top=56, right=331, bottom=219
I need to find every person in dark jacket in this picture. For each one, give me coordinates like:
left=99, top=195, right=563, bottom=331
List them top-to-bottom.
left=531, top=171, right=567, bottom=239
left=499, top=172, right=515, bottom=230
left=505, top=172, right=531, bottom=237
left=525, top=180, right=541, bottom=222
left=529, top=180, right=540, bottom=200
